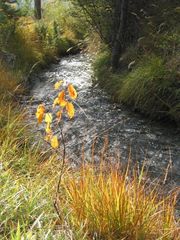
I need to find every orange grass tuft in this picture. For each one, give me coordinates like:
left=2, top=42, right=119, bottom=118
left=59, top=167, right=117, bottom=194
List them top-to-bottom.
left=60, top=164, right=180, bottom=240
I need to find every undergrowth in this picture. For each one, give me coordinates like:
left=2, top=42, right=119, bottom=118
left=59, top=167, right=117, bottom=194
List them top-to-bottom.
left=0, top=0, right=83, bottom=75
left=93, top=3, right=180, bottom=124
left=94, top=47, right=180, bottom=123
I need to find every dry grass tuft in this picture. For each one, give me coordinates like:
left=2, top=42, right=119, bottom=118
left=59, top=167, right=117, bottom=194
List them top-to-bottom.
left=0, top=64, right=23, bottom=95
left=60, top=163, right=180, bottom=240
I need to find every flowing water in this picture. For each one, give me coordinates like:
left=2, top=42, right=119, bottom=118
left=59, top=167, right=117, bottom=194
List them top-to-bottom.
left=26, top=54, right=180, bottom=188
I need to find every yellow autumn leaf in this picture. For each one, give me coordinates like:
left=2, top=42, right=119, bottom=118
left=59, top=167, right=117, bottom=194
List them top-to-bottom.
left=54, top=80, right=63, bottom=90
left=68, top=84, right=77, bottom=100
left=58, top=90, right=67, bottom=107
left=53, top=97, right=60, bottom=108
left=60, top=99, right=67, bottom=107
left=66, top=102, right=75, bottom=119
left=36, top=104, right=45, bottom=124
left=37, top=104, right=45, bottom=114
left=56, top=110, right=62, bottom=122
left=36, top=112, right=44, bottom=124
left=45, top=113, right=53, bottom=123
left=45, top=123, right=52, bottom=134
left=44, top=134, right=51, bottom=142
left=44, top=135, right=49, bottom=142
left=51, top=135, right=59, bottom=149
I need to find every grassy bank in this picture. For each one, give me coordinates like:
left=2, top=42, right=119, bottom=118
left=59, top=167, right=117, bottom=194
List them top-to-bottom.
left=0, top=2, right=81, bottom=238
left=94, top=6, right=180, bottom=124
left=94, top=50, right=180, bottom=124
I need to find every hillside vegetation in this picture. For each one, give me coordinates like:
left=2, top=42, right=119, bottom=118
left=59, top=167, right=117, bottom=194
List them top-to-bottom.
left=92, top=1, right=180, bottom=124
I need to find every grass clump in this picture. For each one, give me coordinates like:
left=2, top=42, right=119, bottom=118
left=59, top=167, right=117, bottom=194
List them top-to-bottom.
left=94, top=50, right=180, bottom=123
left=120, top=55, right=179, bottom=120
left=0, top=65, right=56, bottom=239
left=0, top=65, right=22, bottom=96
left=0, top=109, right=54, bottom=239
left=60, top=164, right=179, bottom=240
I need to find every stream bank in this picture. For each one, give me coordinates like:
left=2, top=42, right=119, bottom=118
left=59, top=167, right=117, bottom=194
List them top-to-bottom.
left=25, top=54, right=180, bottom=190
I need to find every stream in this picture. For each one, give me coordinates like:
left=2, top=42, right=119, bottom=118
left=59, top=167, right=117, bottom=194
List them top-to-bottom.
left=26, top=54, right=180, bottom=188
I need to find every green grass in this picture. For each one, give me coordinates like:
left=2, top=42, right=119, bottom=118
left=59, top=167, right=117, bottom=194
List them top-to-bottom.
left=0, top=0, right=82, bottom=75
left=6, top=17, right=78, bottom=74
left=94, top=50, right=180, bottom=123
left=119, top=55, right=179, bottom=119
left=0, top=65, right=86, bottom=239
left=0, top=103, right=54, bottom=238
left=0, top=104, right=86, bottom=239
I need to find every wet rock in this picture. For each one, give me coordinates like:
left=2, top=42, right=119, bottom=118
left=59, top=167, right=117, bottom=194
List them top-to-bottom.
left=146, top=133, right=157, bottom=140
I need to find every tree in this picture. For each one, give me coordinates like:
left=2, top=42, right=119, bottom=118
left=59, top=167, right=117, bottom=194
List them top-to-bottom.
left=34, top=0, right=41, bottom=19
left=72, top=0, right=114, bottom=45
left=73, top=0, right=130, bottom=71
left=111, top=0, right=129, bottom=70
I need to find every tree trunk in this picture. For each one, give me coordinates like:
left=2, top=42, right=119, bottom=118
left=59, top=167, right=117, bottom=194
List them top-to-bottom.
left=34, top=0, right=41, bottom=19
left=111, top=0, right=129, bottom=71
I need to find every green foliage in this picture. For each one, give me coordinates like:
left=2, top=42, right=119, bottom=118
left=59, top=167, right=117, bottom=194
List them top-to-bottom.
left=17, top=0, right=33, bottom=16
left=43, top=0, right=87, bottom=41
left=72, top=0, right=114, bottom=45
left=0, top=1, right=19, bottom=23
left=0, top=1, right=17, bottom=50
left=93, top=48, right=111, bottom=83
